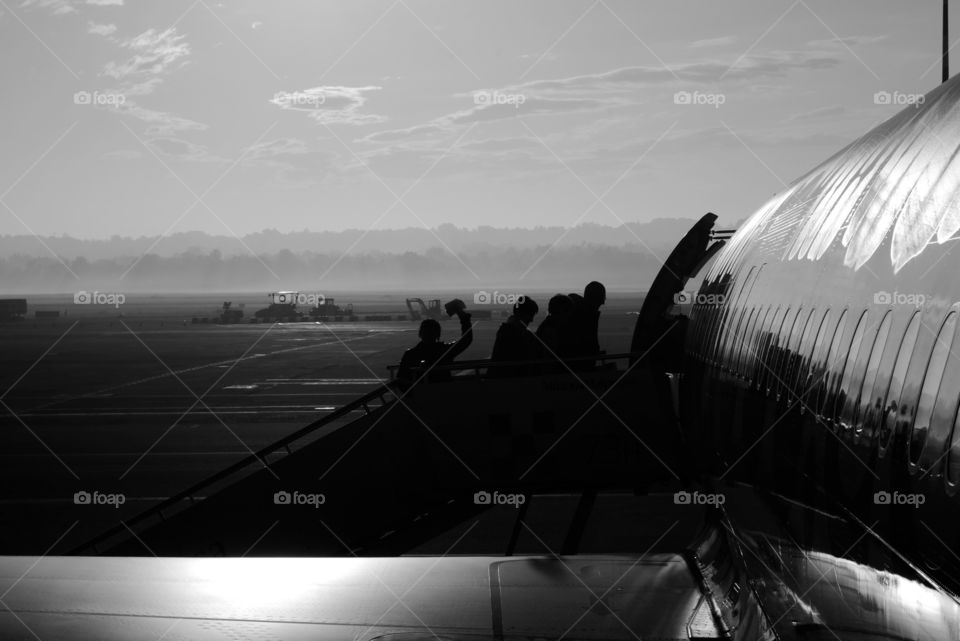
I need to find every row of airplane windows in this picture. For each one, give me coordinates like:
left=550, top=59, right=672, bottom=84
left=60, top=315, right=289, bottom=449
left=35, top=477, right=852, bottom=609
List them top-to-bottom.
left=688, top=287, right=960, bottom=490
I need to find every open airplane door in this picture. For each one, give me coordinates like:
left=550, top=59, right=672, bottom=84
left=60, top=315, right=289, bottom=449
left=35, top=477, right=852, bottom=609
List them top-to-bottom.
left=630, top=213, right=729, bottom=371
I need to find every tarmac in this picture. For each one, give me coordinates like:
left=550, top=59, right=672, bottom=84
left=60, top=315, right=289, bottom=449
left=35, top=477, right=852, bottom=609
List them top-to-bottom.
left=0, top=305, right=639, bottom=553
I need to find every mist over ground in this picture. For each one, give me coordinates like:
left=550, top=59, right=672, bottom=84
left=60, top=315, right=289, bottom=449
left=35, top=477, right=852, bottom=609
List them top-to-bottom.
left=1, top=218, right=706, bottom=293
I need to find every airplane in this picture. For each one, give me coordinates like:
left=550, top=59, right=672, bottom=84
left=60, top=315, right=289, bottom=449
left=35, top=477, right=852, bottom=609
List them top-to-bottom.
left=9, top=26, right=960, bottom=641
left=677, top=68, right=960, bottom=598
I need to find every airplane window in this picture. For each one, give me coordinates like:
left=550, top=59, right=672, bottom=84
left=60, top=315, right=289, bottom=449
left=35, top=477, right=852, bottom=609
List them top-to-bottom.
left=714, top=266, right=756, bottom=365
left=718, top=266, right=761, bottom=369
left=714, top=267, right=751, bottom=359
left=703, top=290, right=726, bottom=363
left=705, top=297, right=723, bottom=362
left=710, top=298, right=736, bottom=367
left=694, top=300, right=714, bottom=363
left=722, top=304, right=750, bottom=371
left=740, top=305, right=770, bottom=380
left=756, top=306, right=785, bottom=390
left=734, top=307, right=757, bottom=378
left=767, top=307, right=796, bottom=396
left=779, top=307, right=806, bottom=397
left=793, top=308, right=824, bottom=397
left=782, top=309, right=814, bottom=401
left=815, top=310, right=848, bottom=418
left=832, top=311, right=869, bottom=429
left=851, top=312, right=893, bottom=436
left=909, top=312, right=957, bottom=466
left=878, top=313, right=922, bottom=456
left=922, top=313, right=960, bottom=473
left=948, top=410, right=960, bottom=485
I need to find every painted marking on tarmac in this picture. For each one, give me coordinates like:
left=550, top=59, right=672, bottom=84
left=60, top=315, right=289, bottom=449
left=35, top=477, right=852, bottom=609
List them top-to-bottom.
left=33, top=333, right=389, bottom=410
left=262, top=378, right=384, bottom=385
left=16, top=406, right=346, bottom=417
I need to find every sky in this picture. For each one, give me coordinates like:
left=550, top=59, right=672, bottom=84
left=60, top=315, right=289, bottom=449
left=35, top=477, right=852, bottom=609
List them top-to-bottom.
left=0, top=0, right=950, bottom=240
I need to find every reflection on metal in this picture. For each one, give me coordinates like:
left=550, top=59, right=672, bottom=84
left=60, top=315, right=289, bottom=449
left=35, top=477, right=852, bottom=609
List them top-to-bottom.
left=723, top=74, right=960, bottom=273
left=685, top=510, right=777, bottom=641
left=742, top=533, right=960, bottom=639
left=0, top=554, right=705, bottom=640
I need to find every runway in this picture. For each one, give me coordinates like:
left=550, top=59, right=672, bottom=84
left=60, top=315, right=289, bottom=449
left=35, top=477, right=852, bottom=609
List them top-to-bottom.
left=0, top=308, right=640, bottom=553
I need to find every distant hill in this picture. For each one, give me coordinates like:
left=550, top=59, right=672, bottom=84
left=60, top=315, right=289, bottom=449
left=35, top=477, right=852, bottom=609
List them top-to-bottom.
left=0, top=218, right=735, bottom=293
left=0, top=219, right=700, bottom=260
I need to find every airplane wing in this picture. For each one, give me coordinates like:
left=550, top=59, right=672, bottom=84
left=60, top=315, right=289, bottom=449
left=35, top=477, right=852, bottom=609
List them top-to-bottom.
left=0, top=554, right=710, bottom=641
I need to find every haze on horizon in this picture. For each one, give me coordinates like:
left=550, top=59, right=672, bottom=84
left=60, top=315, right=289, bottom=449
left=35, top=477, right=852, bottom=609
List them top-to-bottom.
left=1, top=0, right=949, bottom=245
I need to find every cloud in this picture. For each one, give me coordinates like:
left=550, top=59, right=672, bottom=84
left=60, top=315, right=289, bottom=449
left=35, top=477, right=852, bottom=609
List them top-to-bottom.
left=20, top=0, right=76, bottom=15
left=21, top=0, right=122, bottom=14
left=87, top=21, right=116, bottom=36
left=95, top=27, right=205, bottom=140
left=103, top=28, right=190, bottom=84
left=807, top=35, right=887, bottom=48
left=690, top=36, right=737, bottom=48
left=361, top=49, right=840, bottom=147
left=515, top=51, right=840, bottom=92
left=270, top=85, right=387, bottom=126
left=360, top=95, right=612, bottom=144
left=450, top=97, right=609, bottom=125
left=114, top=103, right=207, bottom=137
left=788, top=105, right=847, bottom=121
left=358, top=122, right=451, bottom=144
left=146, top=137, right=227, bottom=163
left=458, top=137, right=541, bottom=152
left=240, top=138, right=338, bottom=186
left=242, top=138, right=311, bottom=164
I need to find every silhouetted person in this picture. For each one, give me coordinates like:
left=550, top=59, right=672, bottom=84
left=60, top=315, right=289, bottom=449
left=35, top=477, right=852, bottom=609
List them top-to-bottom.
left=568, top=281, right=606, bottom=369
left=536, top=294, right=574, bottom=368
left=490, top=296, right=540, bottom=377
left=397, top=299, right=472, bottom=387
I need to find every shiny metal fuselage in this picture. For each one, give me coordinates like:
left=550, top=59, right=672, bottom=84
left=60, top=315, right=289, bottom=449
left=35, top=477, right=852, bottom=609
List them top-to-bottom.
left=684, top=73, right=960, bottom=587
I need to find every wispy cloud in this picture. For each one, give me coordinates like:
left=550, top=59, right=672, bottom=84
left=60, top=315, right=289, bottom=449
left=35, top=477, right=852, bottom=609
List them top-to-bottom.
left=22, top=0, right=123, bottom=15
left=87, top=20, right=116, bottom=36
left=95, top=27, right=207, bottom=140
left=103, top=27, right=190, bottom=87
left=807, top=35, right=887, bottom=48
left=690, top=36, right=737, bottom=49
left=360, top=48, right=841, bottom=147
left=270, top=85, right=387, bottom=126
left=117, top=104, right=207, bottom=137
left=788, top=104, right=847, bottom=121
left=146, top=137, right=228, bottom=163
left=240, top=138, right=338, bottom=187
